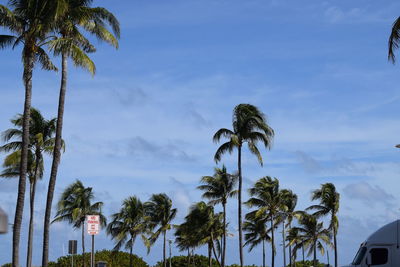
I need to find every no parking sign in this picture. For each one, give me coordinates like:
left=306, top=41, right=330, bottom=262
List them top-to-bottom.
left=86, top=215, right=100, bottom=235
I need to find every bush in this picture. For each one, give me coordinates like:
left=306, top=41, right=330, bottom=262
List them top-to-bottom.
left=51, top=249, right=149, bottom=267
left=153, top=255, right=261, bottom=267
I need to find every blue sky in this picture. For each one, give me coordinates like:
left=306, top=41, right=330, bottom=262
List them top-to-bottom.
left=1, top=0, right=400, bottom=266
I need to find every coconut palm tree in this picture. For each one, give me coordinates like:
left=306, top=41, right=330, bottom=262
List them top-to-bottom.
left=0, top=2, right=61, bottom=264
left=42, top=2, right=120, bottom=266
left=213, top=104, right=274, bottom=267
left=0, top=108, right=58, bottom=267
left=197, top=165, right=238, bottom=267
left=245, top=176, right=283, bottom=267
left=52, top=180, right=106, bottom=267
left=307, top=183, right=340, bottom=267
left=280, top=189, right=298, bottom=267
left=145, top=193, right=177, bottom=267
left=107, top=196, right=147, bottom=267
left=291, top=212, right=331, bottom=267
left=243, top=213, right=271, bottom=267
left=287, top=227, right=304, bottom=267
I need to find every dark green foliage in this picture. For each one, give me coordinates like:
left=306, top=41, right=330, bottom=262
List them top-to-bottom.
left=49, top=250, right=148, bottom=267
left=154, top=255, right=218, bottom=267
left=285, top=260, right=325, bottom=267
left=1, top=263, right=11, bottom=267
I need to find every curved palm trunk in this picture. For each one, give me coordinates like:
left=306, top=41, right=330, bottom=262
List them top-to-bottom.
left=13, top=52, right=34, bottom=267
left=42, top=53, right=68, bottom=267
left=237, top=145, right=244, bottom=267
left=26, top=180, right=37, bottom=267
left=222, top=202, right=226, bottom=267
left=270, top=217, right=275, bottom=267
left=282, top=220, right=286, bottom=267
left=82, top=225, right=86, bottom=267
left=333, top=226, right=338, bottom=267
left=163, top=231, right=167, bottom=267
left=210, top=232, right=222, bottom=267
left=129, top=236, right=134, bottom=267
left=262, top=239, right=265, bottom=267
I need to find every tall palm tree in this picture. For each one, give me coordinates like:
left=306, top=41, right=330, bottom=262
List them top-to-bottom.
left=0, top=2, right=61, bottom=265
left=42, top=2, right=119, bottom=266
left=213, top=104, right=274, bottom=267
left=0, top=108, right=58, bottom=267
left=197, top=165, right=238, bottom=267
left=245, top=176, right=283, bottom=267
left=52, top=180, right=106, bottom=267
left=307, top=183, right=340, bottom=267
left=280, top=189, right=298, bottom=267
left=145, top=193, right=177, bottom=267
left=107, top=196, right=147, bottom=267
left=291, top=212, right=331, bottom=267
left=243, top=213, right=271, bottom=267
left=287, top=227, right=304, bottom=267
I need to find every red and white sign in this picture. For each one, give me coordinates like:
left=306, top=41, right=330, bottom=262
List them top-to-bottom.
left=86, top=215, right=100, bottom=235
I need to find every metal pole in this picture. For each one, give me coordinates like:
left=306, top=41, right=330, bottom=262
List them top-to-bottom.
left=91, top=235, right=95, bottom=267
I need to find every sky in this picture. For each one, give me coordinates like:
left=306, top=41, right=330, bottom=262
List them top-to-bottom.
left=1, top=0, right=400, bottom=266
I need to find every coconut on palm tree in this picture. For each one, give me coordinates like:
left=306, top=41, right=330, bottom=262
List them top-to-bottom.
left=0, top=2, right=61, bottom=264
left=42, top=2, right=120, bottom=265
left=213, top=104, right=274, bottom=267
left=0, top=108, right=58, bottom=267
left=197, top=165, right=238, bottom=267
left=245, top=176, right=283, bottom=267
left=52, top=180, right=106, bottom=267
left=307, top=183, right=340, bottom=267
left=145, top=193, right=177, bottom=267
left=107, top=196, right=147, bottom=267
left=291, top=212, right=331, bottom=267
left=243, top=213, right=271, bottom=267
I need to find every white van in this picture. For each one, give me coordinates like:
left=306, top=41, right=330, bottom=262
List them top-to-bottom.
left=344, top=220, right=400, bottom=267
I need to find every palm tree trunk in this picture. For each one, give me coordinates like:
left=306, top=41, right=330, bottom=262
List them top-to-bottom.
left=13, top=52, right=34, bottom=267
left=42, top=52, right=68, bottom=267
left=237, top=145, right=244, bottom=267
left=26, top=180, right=36, bottom=267
left=222, top=202, right=226, bottom=267
left=271, top=217, right=275, bottom=267
left=282, top=220, right=286, bottom=267
left=288, top=222, right=292, bottom=267
left=82, top=225, right=86, bottom=267
left=333, top=226, right=338, bottom=267
left=163, top=231, right=167, bottom=267
left=210, top=233, right=222, bottom=267
left=129, top=237, right=133, bottom=267
left=262, top=239, right=265, bottom=267
left=313, top=241, right=317, bottom=267
left=208, top=242, right=212, bottom=267
left=302, top=244, right=304, bottom=263
left=187, top=249, right=190, bottom=267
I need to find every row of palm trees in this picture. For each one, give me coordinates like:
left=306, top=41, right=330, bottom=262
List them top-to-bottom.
left=0, top=1, right=120, bottom=266
left=52, top=180, right=177, bottom=267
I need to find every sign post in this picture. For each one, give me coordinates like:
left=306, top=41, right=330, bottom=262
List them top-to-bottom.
left=87, top=215, right=100, bottom=267
left=68, top=240, right=77, bottom=267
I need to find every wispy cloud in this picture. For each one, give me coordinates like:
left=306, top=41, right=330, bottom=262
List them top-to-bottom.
left=343, top=182, right=396, bottom=207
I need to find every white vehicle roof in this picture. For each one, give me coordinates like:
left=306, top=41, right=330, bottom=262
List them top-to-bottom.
left=366, top=220, right=400, bottom=245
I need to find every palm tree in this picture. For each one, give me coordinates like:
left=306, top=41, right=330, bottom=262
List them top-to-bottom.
left=0, top=2, right=60, bottom=265
left=42, top=2, right=120, bottom=266
left=388, top=17, right=400, bottom=63
left=213, top=104, right=274, bottom=267
left=0, top=108, right=58, bottom=267
left=197, top=165, right=238, bottom=267
left=245, top=176, right=283, bottom=267
left=52, top=180, right=106, bottom=267
left=307, top=183, right=340, bottom=267
left=280, top=189, right=298, bottom=267
left=145, top=193, right=177, bottom=267
left=107, top=196, right=147, bottom=267
left=291, top=212, right=331, bottom=267
left=243, top=213, right=271, bottom=267
left=287, top=227, right=304, bottom=267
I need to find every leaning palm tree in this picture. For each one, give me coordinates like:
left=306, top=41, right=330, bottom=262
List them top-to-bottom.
left=0, top=2, right=60, bottom=265
left=42, top=2, right=120, bottom=266
left=213, top=104, right=274, bottom=267
left=0, top=108, right=57, bottom=267
left=197, top=165, right=238, bottom=267
left=245, top=176, right=283, bottom=267
left=52, top=180, right=106, bottom=267
left=307, top=183, right=340, bottom=267
left=280, top=189, right=298, bottom=267
left=145, top=193, right=177, bottom=267
left=107, top=196, right=147, bottom=267
left=292, top=212, right=331, bottom=267
left=243, top=213, right=271, bottom=267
